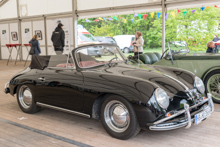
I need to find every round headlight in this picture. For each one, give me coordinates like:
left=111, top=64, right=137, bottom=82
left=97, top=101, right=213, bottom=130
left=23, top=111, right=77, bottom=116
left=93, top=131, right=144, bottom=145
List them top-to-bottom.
left=194, top=76, right=205, bottom=94
left=155, top=88, right=170, bottom=109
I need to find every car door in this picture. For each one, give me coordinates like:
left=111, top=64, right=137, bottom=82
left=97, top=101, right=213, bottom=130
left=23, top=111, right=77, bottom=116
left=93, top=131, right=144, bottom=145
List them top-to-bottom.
left=35, top=54, right=84, bottom=112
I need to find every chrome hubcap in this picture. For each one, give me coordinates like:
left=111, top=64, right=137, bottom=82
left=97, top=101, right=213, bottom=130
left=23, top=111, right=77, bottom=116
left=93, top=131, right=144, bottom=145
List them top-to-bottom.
left=18, top=85, right=32, bottom=109
left=104, top=100, right=130, bottom=133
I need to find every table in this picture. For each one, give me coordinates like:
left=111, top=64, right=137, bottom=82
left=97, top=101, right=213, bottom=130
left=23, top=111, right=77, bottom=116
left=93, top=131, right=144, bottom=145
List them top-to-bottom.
left=5, top=44, right=22, bottom=65
left=14, top=44, right=22, bottom=65
left=23, top=44, right=31, bottom=67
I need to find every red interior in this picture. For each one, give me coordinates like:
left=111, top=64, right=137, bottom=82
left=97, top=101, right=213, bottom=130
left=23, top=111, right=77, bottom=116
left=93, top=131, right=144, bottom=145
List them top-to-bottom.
left=56, top=60, right=122, bottom=68
left=56, top=63, right=75, bottom=68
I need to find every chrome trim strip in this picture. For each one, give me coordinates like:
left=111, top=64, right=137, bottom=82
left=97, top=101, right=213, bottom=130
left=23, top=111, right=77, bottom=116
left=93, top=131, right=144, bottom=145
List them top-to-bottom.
left=164, top=74, right=189, bottom=91
left=4, top=82, right=9, bottom=89
left=36, top=102, right=90, bottom=118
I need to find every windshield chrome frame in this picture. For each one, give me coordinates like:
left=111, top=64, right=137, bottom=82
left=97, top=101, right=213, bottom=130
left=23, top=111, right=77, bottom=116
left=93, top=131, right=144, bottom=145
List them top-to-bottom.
left=167, top=41, right=190, bottom=57
left=73, top=44, right=126, bottom=69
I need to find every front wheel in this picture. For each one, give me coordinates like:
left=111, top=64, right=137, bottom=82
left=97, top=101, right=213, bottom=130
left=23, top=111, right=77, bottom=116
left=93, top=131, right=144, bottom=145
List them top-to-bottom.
left=204, top=70, right=220, bottom=103
left=17, top=85, right=40, bottom=113
left=101, top=95, right=140, bottom=140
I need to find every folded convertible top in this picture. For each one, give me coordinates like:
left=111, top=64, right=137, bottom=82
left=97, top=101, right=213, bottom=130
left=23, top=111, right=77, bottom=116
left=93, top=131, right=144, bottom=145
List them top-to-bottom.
left=30, top=55, right=51, bottom=70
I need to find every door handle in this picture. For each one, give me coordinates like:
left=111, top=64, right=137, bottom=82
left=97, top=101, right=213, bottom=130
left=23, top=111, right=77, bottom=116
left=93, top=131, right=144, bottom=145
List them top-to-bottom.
left=38, top=77, right=45, bottom=81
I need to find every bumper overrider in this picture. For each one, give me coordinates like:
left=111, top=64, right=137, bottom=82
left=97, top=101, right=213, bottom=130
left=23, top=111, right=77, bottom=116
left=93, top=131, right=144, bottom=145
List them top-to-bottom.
left=149, top=93, right=214, bottom=131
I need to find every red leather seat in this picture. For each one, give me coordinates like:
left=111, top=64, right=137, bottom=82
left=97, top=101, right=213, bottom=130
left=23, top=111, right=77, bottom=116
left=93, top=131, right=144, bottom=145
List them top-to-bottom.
left=79, top=61, right=98, bottom=67
left=56, top=63, right=75, bottom=68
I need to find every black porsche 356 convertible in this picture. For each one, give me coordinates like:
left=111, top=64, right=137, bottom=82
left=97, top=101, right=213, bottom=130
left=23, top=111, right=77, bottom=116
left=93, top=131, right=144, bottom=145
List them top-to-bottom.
left=5, top=44, right=214, bottom=140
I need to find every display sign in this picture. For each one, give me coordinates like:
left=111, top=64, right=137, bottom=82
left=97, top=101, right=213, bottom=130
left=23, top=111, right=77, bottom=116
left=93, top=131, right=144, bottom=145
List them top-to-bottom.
left=25, top=28, right=30, bottom=38
left=2, top=30, right=7, bottom=40
left=35, top=30, right=42, bottom=40
left=11, top=32, right=18, bottom=41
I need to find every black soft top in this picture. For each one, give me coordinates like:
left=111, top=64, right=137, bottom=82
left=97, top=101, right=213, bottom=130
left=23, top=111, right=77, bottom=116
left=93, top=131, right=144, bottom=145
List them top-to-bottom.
left=30, top=55, right=51, bottom=70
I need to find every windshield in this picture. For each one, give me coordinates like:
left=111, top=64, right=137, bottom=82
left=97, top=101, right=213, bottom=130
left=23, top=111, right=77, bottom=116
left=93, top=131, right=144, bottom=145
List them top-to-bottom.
left=79, top=33, right=98, bottom=42
left=168, top=41, right=190, bottom=55
left=74, top=45, right=125, bottom=68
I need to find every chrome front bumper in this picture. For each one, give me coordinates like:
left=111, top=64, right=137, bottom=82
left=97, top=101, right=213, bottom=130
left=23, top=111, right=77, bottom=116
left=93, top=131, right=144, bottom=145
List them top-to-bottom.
left=4, top=82, right=10, bottom=94
left=149, top=93, right=214, bottom=131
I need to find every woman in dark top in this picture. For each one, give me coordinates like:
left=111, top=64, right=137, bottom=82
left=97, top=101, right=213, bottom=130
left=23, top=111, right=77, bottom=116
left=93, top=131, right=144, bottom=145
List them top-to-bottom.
left=29, top=35, right=41, bottom=55
left=206, top=41, right=216, bottom=53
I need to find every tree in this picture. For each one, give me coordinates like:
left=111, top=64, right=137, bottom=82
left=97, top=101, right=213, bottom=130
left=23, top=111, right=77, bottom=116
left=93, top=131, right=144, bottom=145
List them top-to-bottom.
left=78, top=6, right=220, bottom=51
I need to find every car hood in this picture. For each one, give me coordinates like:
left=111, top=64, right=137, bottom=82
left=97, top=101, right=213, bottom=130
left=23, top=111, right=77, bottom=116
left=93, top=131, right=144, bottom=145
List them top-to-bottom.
left=102, top=63, right=195, bottom=97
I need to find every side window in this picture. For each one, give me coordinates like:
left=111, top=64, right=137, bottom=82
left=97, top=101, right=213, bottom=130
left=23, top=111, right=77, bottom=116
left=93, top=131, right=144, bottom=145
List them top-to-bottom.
left=47, top=54, right=75, bottom=69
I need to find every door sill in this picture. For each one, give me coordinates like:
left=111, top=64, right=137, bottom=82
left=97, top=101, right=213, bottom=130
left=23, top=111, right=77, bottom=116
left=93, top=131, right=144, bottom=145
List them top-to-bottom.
left=36, top=102, right=90, bottom=118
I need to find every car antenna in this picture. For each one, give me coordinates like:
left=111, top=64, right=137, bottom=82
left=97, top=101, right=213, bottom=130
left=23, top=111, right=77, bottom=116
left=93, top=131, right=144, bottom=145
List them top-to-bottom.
left=168, top=42, right=174, bottom=65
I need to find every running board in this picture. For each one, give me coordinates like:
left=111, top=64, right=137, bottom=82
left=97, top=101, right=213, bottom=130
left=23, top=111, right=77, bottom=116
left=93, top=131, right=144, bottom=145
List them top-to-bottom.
left=36, top=102, right=90, bottom=118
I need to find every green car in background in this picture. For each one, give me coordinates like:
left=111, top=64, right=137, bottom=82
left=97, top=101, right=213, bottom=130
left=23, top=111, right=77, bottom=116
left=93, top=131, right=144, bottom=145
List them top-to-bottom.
left=129, top=42, right=220, bottom=103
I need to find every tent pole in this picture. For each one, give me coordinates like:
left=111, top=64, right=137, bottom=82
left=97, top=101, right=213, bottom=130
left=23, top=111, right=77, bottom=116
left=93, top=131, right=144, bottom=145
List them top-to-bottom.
left=17, top=0, right=23, bottom=60
left=72, top=0, right=78, bottom=48
left=162, top=0, right=166, bottom=53
left=43, top=16, right=48, bottom=55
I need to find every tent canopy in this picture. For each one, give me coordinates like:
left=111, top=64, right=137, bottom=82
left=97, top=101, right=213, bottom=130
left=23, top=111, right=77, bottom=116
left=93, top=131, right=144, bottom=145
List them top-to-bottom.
left=77, top=0, right=220, bottom=19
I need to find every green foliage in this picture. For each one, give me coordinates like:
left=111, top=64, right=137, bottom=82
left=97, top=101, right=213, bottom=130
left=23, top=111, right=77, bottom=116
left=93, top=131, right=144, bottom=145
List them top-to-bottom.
left=78, top=7, right=220, bottom=51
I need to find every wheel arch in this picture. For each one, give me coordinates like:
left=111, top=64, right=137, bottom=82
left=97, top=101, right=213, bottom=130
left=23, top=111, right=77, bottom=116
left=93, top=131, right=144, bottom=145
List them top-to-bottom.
left=202, top=66, right=220, bottom=81
left=91, top=92, right=154, bottom=128
left=91, top=93, right=133, bottom=120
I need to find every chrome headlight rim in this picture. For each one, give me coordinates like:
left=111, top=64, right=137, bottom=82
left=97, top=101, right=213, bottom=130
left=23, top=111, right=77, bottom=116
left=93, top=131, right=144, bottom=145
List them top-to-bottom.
left=194, top=76, right=205, bottom=94
left=155, top=88, right=170, bottom=109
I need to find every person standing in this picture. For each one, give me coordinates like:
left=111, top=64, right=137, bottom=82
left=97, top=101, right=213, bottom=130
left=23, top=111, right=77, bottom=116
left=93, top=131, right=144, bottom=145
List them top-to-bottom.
left=51, top=23, right=65, bottom=54
left=133, top=31, right=144, bottom=56
left=29, top=34, right=41, bottom=55
left=213, top=35, right=220, bottom=53
left=206, top=41, right=216, bottom=53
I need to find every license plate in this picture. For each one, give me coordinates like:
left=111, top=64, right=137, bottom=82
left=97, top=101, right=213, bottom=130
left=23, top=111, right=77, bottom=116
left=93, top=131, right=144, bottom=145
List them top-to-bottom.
left=195, top=106, right=211, bottom=125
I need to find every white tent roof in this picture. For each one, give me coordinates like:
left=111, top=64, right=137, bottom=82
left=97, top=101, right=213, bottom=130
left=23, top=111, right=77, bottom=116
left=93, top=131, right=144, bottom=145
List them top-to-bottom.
left=1, top=0, right=220, bottom=20
left=77, top=0, right=220, bottom=19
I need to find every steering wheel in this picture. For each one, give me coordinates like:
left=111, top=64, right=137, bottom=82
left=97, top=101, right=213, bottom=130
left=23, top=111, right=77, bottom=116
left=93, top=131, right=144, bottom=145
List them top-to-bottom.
left=161, top=49, right=169, bottom=59
left=107, top=57, right=120, bottom=67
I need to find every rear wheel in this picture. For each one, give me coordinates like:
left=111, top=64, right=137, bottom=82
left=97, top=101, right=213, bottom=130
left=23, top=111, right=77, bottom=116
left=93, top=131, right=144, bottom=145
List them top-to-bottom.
left=123, top=48, right=130, bottom=54
left=204, top=70, right=220, bottom=104
left=17, top=85, right=40, bottom=113
left=101, top=95, right=140, bottom=140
